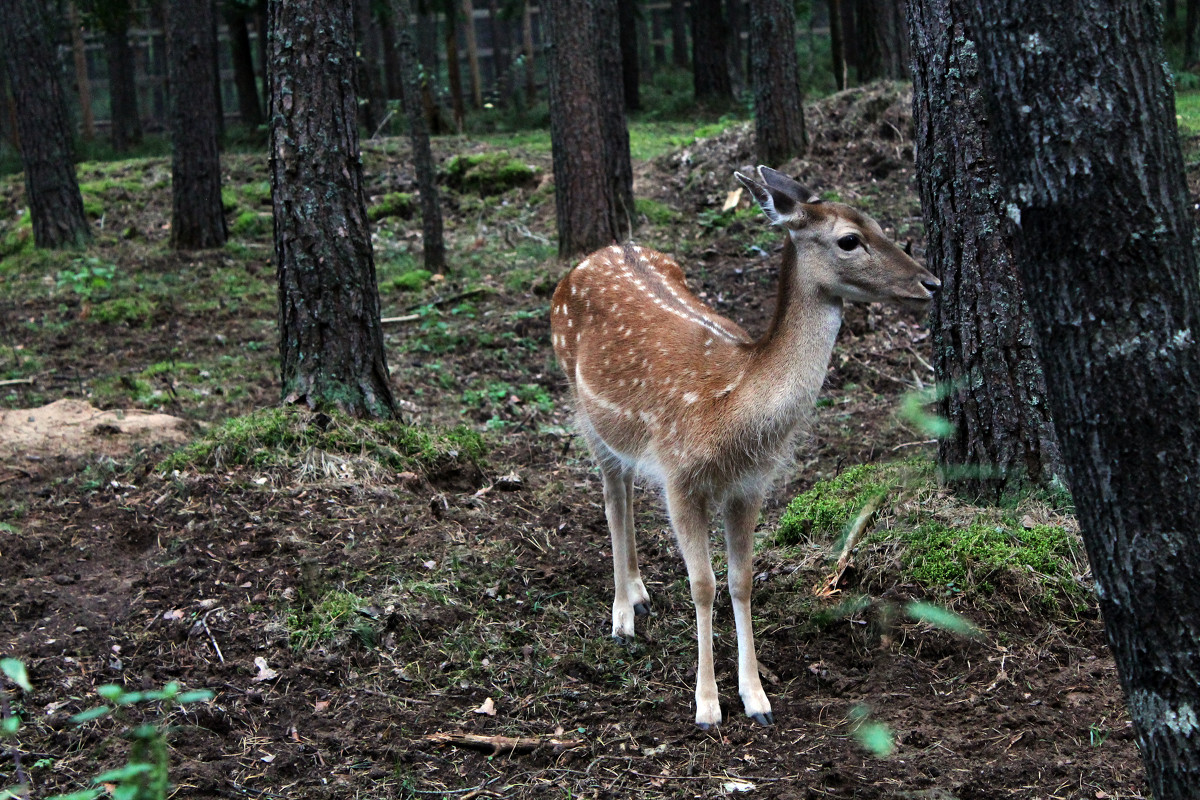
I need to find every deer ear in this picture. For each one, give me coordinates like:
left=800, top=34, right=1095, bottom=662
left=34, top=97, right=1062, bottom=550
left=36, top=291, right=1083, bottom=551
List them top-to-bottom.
left=756, top=166, right=821, bottom=205
left=736, top=170, right=804, bottom=226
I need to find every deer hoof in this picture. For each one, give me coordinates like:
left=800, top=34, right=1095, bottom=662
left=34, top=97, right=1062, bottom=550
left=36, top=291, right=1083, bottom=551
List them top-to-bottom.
left=633, top=601, right=651, bottom=617
left=749, top=711, right=775, bottom=726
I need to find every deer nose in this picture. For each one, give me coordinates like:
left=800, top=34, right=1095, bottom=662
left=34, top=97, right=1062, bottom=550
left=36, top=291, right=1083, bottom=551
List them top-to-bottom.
left=921, top=275, right=942, bottom=293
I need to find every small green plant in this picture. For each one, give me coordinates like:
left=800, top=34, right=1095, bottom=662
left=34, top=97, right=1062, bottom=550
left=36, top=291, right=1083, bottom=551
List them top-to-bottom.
left=442, top=152, right=537, bottom=195
left=368, top=192, right=414, bottom=222
left=230, top=210, right=271, bottom=237
left=56, top=258, right=117, bottom=301
left=387, top=269, right=432, bottom=292
left=92, top=297, right=156, bottom=327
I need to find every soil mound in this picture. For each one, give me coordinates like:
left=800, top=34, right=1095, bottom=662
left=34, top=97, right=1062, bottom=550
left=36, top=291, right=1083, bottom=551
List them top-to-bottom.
left=0, top=398, right=190, bottom=460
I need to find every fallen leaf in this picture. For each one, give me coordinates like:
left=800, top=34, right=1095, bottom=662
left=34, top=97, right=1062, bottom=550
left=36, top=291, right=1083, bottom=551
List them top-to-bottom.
left=722, top=186, right=743, bottom=212
left=473, top=697, right=496, bottom=716
left=314, top=700, right=330, bottom=712
left=260, top=753, right=275, bottom=764
left=722, top=779, right=755, bottom=794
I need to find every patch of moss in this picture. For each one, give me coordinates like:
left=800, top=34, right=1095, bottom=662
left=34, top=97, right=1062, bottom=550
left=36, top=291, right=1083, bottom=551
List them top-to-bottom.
left=443, top=152, right=537, bottom=196
left=239, top=180, right=272, bottom=206
left=368, top=192, right=414, bottom=222
left=635, top=197, right=680, bottom=226
left=231, top=210, right=271, bottom=238
left=0, top=216, right=33, bottom=259
left=387, top=269, right=432, bottom=292
left=91, top=296, right=155, bottom=327
left=159, top=406, right=486, bottom=476
left=776, top=463, right=899, bottom=545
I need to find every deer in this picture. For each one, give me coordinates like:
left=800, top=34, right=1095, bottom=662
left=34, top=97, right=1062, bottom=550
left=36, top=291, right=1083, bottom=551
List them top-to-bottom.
left=549, top=166, right=940, bottom=728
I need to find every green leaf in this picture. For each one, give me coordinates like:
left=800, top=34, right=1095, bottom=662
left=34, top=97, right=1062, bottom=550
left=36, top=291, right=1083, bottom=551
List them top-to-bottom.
left=905, top=601, right=981, bottom=639
left=0, top=659, right=32, bottom=692
left=95, top=684, right=125, bottom=701
left=177, top=689, right=215, bottom=705
left=69, top=706, right=113, bottom=724
left=1, top=716, right=20, bottom=735
left=853, top=719, right=896, bottom=757
left=92, top=763, right=154, bottom=783
left=2, top=786, right=31, bottom=800
left=46, top=791, right=102, bottom=800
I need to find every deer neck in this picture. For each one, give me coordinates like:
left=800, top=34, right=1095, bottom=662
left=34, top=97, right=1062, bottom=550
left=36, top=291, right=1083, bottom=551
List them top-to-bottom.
left=743, top=236, right=844, bottom=425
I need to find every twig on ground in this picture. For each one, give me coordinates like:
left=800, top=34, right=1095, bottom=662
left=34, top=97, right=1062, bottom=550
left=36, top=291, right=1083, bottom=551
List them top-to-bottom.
left=380, top=314, right=421, bottom=325
left=0, top=377, right=34, bottom=387
left=814, top=490, right=889, bottom=598
left=201, top=613, right=225, bottom=664
left=423, top=731, right=585, bottom=756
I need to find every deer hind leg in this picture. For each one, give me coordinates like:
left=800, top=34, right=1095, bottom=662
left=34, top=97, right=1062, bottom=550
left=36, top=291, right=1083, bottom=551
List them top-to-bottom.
left=602, top=465, right=643, bottom=641
left=665, top=482, right=721, bottom=728
left=724, top=492, right=773, bottom=726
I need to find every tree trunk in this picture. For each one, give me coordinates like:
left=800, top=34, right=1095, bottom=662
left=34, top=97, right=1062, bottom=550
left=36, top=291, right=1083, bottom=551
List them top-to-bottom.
left=0, top=0, right=91, bottom=249
left=167, top=0, right=227, bottom=250
left=269, top=0, right=397, bottom=419
left=354, top=0, right=387, bottom=133
left=392, top=0, right=445, bottom=272
left=444, top=0, right=465, bottom=130
left=461, top=0, right=482, bottom=109
left=545, top=0, right=631, bottom=258
left=594, top=0, right=635, bottom=234
left=618, top=0, right=640, bottom=111
left=670, top=0, right=689, bottom=68
left=691, top=0, right=732, bottom=103
left=726, top=0, right=745, bottom=94
left=748, top=0, right=806, bottom=165
left=828, top=0, right=847, bottom=90
left=857, top=0, right=908, bottom=81
left=907, top=0, right=1063, bottom=502
left=965, top=0, right=1200, bottom=795
left=1186, top=0, right=1200, bottom=68
left=522, top=1, right=536, bottom=104
left=637, top=2, right=653, bottom=80
left=68, top=3, right=94, bottom=142
left=210, top=3, right=224, bottom=139
left=226, top=3, right=264, bottom=127
left=416, top=5, right=447, bottom=133
left=652, top=6, right=667, bottom=67
left=105, top=10, right=144, bottom=152
left=380, top=10, right=405, bottom=99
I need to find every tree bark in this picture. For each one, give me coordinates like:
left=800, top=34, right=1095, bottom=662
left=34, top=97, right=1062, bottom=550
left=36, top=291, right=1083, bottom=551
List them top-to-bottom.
left=0, top=0, right=91, bottom=249
left=166, top=0, right=227, bottom=250
left=269, top=0, right=397, bottom=419
left=354, top=0, right=387, bottom=133
left=392, top=0, right=445, bottom=272
left=444, top=0, right=465, bottom=130
left=461, top=0, right=482, bottom=109
left=545, top=0, right=631, bottom=258
left=594, top=0, right=635, bottom=235
left=618, top=0, right=640, bottom=111
left=670, top=0, right=689, bottom=68
left=691, top=0, right=733, bottom=103
left=749, top=0, right=807, bottom=165
left=828, top=0, right=847, bottom=90
left=857, top=0, right=908, bottom=81
left=907, top=0, right=1063, bottom=502
left=965, top=0, right=1200, bottom=794
left=1186, top=0, right=1200, bottom=68
left=522, top=1, right=536, bottom=104
left=226, top=2, right=264, bottom=127
left=68, top=3, right=95, bottom=142
left=415, top=5, right=447, bottom=133
left=652, top=5, right=667, bottom=67
left=104, top=7, right=144, bottom=151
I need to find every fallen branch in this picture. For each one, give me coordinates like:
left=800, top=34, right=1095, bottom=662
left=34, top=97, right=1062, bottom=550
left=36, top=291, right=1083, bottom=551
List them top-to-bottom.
left=404, top=287, right=489, bottom=312
left=380, top=314, right=421, bottom=325
left=0, top=378, right=34, bottom=387
left=813, top=490, right=888, bottom=598
left=423, top=731, right=585, bottom=756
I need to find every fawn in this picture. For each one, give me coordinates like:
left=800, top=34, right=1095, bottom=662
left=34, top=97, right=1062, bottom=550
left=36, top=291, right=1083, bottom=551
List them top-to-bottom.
left=550, top=166, right=939, bottom=727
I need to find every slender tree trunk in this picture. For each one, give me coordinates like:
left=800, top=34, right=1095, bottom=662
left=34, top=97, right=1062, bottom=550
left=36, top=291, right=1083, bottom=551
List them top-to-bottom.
left=0, top=0, right=91, bottom=248
left=166, top=0, right=227, bottom=250
left=269, top=0, right=397, bottom=419
left=355, top=0, right=386, bottom=133
left=393, top=0, right=446, bottom=272
left=444, top=0, right=465, bottom=129
left=461, top=0, right=482, bottom=109
left=487, top=0, right=512, bottom=106
left=545, top=0, right=630, bottom=258
left=595, top=0, right=635, bottom=234
left=618, top=0, right=640, bottom=111
left=671, top=0, right=689, bottom=68
left=692, top=0, right=733, bottom=103
left=726, top=0, right=745, bottom=93
left=749, top=0, right=807, bottom=165
left=828, top=0, right=847, bottom=90
left=908, top=0, right=1063, bottom=502
left=1186, top=0, right=1200, bottom=68
left=522, top=1, right=536, bottom=103
left=964, top=1, right=1200, bottom=795
left=68, top=3, right=94, bottom=142
left=637, top=3, right=653, bottom=81
left=226, top=4, right=264, bottom=127
left=652, top=6, right=667, bottom=67
left=415, top=7, right=447, bottom=133
left=104, top=9, right=144, bottom=152
left=380, top=11, right=405, bottom=99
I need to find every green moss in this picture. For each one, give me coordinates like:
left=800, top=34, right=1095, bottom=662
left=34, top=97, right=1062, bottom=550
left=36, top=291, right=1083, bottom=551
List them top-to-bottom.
left=443, top=152, right=537, bottom=196
left=239, top=180, right=272, bottom=206
left=368, top=192, right=414, bottom=222
left=635, top=197, right=680, bottom=226
left=231, top=210, right=271, bottom=237
left=0, top=216, right=33, bottom=259
left=387, top=268, right=432, bottom=292
left=92, top=296, right=155, bottom=327
left=159, top=406, right=486, bottom=475
left=776, top=463, right=898, bottom=545
left=285, top=589, right=370, bottom=650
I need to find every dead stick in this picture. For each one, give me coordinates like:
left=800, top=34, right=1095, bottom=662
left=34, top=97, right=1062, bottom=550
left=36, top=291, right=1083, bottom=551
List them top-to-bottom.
left=380, top=314, right=421, bottom=325
left=0, top=378, right=33, bottom=387
left=814, top=490, right=888, bottom=597
left=423, top=731, right=584, bottom=756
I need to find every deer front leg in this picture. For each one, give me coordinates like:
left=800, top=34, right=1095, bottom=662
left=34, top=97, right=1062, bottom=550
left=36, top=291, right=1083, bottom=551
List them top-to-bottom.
left=602, top=466, right=641, bottom=641
left=621, top=471, right=651, bottom=617
left=666, top=483, right=720, bottom=728
left=725, top=492, right=773, bottom=725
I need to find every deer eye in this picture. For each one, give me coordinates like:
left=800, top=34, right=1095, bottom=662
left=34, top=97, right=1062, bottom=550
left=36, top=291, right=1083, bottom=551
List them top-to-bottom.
left=837, top=234, right=861, bottom=251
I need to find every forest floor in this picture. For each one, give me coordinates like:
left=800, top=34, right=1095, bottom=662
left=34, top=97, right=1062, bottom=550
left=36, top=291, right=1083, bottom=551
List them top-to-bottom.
left=0, top=84, right=1164, bottom=798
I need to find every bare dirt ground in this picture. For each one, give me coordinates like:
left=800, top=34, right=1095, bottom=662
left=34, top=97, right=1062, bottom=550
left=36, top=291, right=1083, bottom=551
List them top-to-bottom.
left=0, top=85, right=1148, bottom=798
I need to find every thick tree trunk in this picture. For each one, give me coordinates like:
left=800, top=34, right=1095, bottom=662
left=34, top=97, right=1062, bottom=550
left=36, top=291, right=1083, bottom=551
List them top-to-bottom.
left=0, top=0, right=91, bottom=249
left=166, top=0, right=227, bottom=250
left=269, top=0, right=398, bottom=419
left=355, top=0, right=387, bottom=133
left=392, top=0, right=445, bottom=272
left=545, top=0, right=630, bottom=258
left=594, top=0, right=635, bottom=236
left=618, top=0, right=640, bottom=111
left=670, top=0, right=689, bottom=68
left=691, top=0, right=733, bottom=103
left=749, top=0, right=807, bottom=165
left=828, top=0, right=847, bottom=90
left=858, top=0, right=908, bottom=81
left=907, top=0, right=1063, bottom=502
left=965, top=0, right=1200, bottom=795
left=226, top=4, right=264, bottom=127
left=380, top=11, right=405, bottom=99
left=105, top=14, right=144, bottom=152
